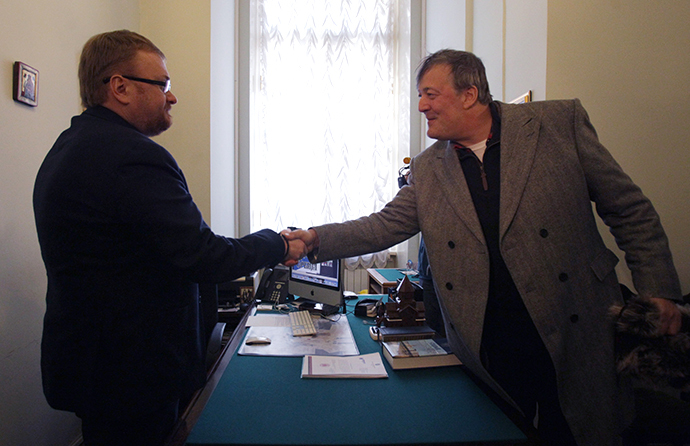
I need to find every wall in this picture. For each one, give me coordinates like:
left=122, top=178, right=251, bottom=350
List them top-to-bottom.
left=141, top=0, right=212, bottom=220
left=209, top=0, right=237, bottom=237
left=471, top=0, right=548, bottom=103
left=547, top=0, right=690, bottom=293
left=0, top=2, right=138, bottom=445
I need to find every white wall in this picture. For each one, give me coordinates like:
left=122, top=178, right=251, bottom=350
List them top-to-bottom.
left=209, top=0, right=237, bottom=237
left=423, top=0, right=468, bottom=150
left=424, top=0, right=548, bottom=144
left=425, top=0, right=466, bottom=53
left=471, top=0, right=548, bottom=102
left=472, top=0, right=506, bottom=100
left=503, top=0, right=547, bottom=102
left=546, top=0, right=690, bottom=293
left=0, top=3, right=138, bottom=444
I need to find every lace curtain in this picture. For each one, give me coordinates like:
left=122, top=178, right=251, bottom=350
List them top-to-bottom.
left=248, top=0, right=410, bottom=269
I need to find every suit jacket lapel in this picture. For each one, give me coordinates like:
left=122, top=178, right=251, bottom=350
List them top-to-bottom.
left=499, top=103, right=540, bottom=240
left=433, top=141, right=486, bottom=244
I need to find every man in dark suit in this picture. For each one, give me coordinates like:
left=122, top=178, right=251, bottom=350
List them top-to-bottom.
left=33, top=30, right=305, bottom=445
left=286, top=49, right=683, bottom=445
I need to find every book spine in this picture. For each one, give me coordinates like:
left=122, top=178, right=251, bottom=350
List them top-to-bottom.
left=381, top=333, right=435, bottom=342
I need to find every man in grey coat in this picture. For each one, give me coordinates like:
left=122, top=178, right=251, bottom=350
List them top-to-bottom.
left=286, top=49, right=682, bottom=445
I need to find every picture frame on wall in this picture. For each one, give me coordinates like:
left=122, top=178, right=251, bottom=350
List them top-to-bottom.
left=13, top=61, right=39, bottom=107
left=509, top=90, right=532, bottom=104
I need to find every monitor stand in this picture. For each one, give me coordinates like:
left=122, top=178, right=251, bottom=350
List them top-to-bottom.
left=292, top=297, right=341, bottom=316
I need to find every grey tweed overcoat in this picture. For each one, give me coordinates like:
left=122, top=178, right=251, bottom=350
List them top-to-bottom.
left=311, top=99, right=681, bottom=445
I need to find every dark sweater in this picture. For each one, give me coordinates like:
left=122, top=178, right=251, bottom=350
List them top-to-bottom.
left=454, top=103, right=548, bottom=370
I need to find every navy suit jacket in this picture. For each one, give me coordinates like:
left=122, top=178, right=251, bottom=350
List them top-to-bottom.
left=33, top=106, right=284, bottom=418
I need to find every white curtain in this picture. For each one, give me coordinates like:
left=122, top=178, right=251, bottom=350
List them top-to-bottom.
left=249, top=0, right=410, bottom=269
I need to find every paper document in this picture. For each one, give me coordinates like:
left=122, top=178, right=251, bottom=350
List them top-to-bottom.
left=238, top=313, right=359, bottom=357
left=246, top=314, right=290, bottom=327
left=301, top=353, right=388, bottom=379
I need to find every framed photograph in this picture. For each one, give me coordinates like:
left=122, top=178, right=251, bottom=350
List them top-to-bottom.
left=13, top=61, right=39, bottom=107
left=509, top=90, right=532, bottom=104
left=239, top=286, right=255, bottom=304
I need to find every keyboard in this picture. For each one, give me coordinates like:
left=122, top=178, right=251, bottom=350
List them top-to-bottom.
left=289, top=310, right=317, bottom=336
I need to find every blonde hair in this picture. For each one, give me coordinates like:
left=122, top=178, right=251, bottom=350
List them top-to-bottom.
left=78, top=30, right=165, bottom=108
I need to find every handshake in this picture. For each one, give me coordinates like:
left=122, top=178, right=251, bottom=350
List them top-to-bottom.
left=280, top=228, right=320, bottom=267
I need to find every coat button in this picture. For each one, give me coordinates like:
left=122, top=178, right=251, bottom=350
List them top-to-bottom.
left=539, top=229, right=548, bottom=238
left=448, top=241, right=455, bottom=249
left=559, top=273, right=569, bottom=282
left=445, top=283, right=453, bottom=290
left=570, top=314, right=579, bottom=323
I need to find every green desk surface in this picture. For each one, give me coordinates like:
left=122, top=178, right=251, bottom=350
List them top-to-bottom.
left=373, top=268, right=420, bottom=283
left=185, top=301, right=526, bottom=445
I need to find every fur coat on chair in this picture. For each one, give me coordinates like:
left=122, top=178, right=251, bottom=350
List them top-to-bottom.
left=611, top=295, right=690, bottom=390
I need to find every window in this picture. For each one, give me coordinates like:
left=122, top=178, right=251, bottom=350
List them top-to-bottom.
left=248, top=0, right=411, bottom=267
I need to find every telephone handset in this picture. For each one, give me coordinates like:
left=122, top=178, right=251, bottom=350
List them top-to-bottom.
left=255, top=267, right=289, bottom=304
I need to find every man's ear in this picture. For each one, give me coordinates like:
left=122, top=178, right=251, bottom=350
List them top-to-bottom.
left=107, top=76, right=132, bottom=105
left=461, top=86, right=479, bottom=109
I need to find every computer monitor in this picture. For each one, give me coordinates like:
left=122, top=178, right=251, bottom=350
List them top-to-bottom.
left=289, top=257, right=343, bottom=314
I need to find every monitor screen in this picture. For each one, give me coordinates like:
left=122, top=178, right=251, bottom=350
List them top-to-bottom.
left=289, top=257, right=343, bottom=311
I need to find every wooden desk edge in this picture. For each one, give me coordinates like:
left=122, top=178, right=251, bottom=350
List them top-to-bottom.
left=366, top=268, right=394, bottom=286
left=165, top=305, right=254, bottom=446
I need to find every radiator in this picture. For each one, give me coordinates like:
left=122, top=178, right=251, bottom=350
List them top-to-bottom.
left=343, top=258, right=395, bottom=294
left=343, top=267, right=371, bottom=294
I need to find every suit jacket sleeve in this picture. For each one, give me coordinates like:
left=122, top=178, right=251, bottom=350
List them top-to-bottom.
left=115, top=135, right=285, bottom=283
left=311, top=184, right=420, bottom=262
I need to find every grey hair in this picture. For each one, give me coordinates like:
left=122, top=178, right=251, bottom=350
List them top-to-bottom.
left=416, top=49, right=492, bottom=105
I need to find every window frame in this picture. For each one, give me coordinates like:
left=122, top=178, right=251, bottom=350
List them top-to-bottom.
left=218, top=0, right=425, bottom=265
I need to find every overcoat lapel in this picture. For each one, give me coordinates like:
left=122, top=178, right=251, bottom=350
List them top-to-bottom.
left=498, top=103, right=540, bottom=240
left=429, top=104, right=541, bottom=246
left=434, top=142, right=486, bottom=244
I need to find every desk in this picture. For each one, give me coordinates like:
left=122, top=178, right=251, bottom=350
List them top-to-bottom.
left=367, top=268, right=419, bottom=294
left=176, top=299, right=526, bottom=445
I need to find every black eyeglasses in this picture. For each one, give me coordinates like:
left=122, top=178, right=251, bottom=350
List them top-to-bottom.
left=103, top=75, right=171, bottom=94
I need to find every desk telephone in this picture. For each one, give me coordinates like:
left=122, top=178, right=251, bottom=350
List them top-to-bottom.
left=255, top=267, right=289, bottom=304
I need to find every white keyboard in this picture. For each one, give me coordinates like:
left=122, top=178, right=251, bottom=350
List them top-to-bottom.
left=289, top=310, right=317, bottom=336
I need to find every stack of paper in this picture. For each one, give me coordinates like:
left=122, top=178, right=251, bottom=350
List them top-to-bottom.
left=301, top=353, right=388, bottom=378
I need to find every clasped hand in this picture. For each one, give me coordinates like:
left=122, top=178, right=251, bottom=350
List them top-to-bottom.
left=280, top=228, right=319, bottom=267
left=650, top=297, right=683, bottom=335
